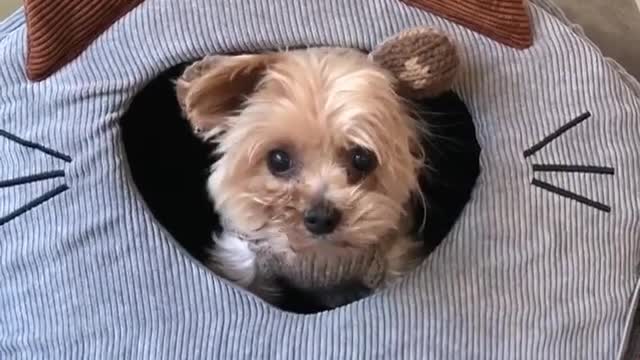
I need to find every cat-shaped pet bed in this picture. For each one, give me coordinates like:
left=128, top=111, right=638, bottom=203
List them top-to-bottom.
left=1, top=0, right=639, bottom=358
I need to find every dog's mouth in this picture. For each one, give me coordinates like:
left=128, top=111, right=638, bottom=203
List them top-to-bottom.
left=274, top=222, right=394, bottom=254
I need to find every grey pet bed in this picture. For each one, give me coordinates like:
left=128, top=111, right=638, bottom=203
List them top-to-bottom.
left=1, top=0, right=639, bottom=359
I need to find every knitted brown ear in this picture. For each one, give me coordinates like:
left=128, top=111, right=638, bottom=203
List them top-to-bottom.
left=370, top=27, right=459, bottom=99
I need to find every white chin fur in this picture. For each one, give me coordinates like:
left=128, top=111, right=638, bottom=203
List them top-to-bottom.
left=208, top=231, right=281, bottom=302
left=208, top=232, right=257, bottom=288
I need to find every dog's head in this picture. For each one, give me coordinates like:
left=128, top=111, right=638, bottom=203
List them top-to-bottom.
left=176, top=48, right=424, bottom=252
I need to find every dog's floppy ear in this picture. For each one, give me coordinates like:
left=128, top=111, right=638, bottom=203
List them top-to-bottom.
left=370, top=27, right=459, bottom=99
left=176, top=54, right=278, bottom=134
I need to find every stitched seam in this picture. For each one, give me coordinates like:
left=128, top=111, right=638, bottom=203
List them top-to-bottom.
left=523, top=111, right=615, bottom=213
left=523, top=112, right=591, bottom=158
left=0, top=129, right=72, bottom=162
left=0, top=129, right=72, bottom=226
left=531, top=164, right=615, bottom=175
left=0, top=170, right=66, bottom=188
left=531, top=178, right=611, bottom=212
left=0, top=184, right=70, bottom=226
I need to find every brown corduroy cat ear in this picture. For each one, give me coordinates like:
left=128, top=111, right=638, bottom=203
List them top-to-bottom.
left=22, top=0, right=529, bottom=82
left=24, top=0, right=144, bottom=81
left=400, top=0, right=533, bottom=49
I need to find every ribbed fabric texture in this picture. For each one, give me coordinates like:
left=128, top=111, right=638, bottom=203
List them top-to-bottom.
left=23, top=0, right=143, bottom=81
left=401, top=0, right=533, bottom=48
left=1, top=1, right=639, bottom=359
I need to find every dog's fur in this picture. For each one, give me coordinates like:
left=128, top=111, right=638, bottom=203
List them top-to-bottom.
left=177, top=48, right=427, bottom=303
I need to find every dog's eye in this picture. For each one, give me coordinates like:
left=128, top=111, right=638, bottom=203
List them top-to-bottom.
left=350, top=147, right=377, bottom=174
left=267, top=149, right=293, bottom=176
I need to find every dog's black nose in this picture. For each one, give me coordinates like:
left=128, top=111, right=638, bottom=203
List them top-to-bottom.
left=303, top=201, right=341, bottom=235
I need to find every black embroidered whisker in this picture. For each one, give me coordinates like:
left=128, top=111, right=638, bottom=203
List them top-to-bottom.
left=523, top=112, right=591, bottom=158
left=0, top=129, right=72, bottom=163
left=532, top=164, right=614, bottom=175
left=0, top=170, right=66, bottom=188
left=531, top=178, right=610, bottom=212
left=0, top=184, right=70, bottom=226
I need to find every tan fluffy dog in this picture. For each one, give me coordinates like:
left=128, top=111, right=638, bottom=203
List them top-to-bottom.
left=176, top=28, right=459, bottom=306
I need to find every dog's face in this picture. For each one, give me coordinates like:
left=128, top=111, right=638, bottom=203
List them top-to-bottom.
left=178, top=49, right=424, bottom=253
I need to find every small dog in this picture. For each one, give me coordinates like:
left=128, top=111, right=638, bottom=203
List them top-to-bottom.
left=176, top=48, right=427, bottom=305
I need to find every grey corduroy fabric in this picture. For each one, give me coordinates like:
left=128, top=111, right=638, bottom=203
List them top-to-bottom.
left=1, top=0, right=639, bottom=359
